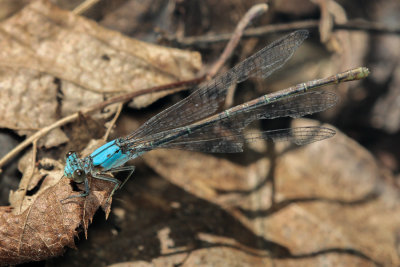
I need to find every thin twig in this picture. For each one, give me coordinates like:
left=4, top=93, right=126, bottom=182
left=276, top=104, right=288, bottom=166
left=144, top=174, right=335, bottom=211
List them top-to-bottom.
left=73, top=0, right=101, bottom=15
left=206, top=4, right=268, bottom=110
left=207, top=4, right=268, bottom=78
left=166, top=19, right=400, bottom=48
left=0, top=77, right=203, bottom=170
left=84, top=77, right=204, bottom=114
left=103, top=103, right=123, bottom=141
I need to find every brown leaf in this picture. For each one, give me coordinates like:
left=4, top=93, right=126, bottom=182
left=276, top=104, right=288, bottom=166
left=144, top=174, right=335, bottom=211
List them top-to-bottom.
left=0, top=0, right=201, bottom=147
left=0, top=152, right=117, bottom=265
left=1, top=172, right=80, bottom=265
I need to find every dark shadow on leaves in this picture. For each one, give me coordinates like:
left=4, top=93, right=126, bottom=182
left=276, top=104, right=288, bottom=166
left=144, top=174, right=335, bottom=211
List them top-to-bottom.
left=237, top=189, right=380, bottom=218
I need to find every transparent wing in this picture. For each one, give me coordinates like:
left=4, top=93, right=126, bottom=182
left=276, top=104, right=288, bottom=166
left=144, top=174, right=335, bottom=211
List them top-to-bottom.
left=127, top=30, right=309, bottom=140
left=127, top=90, right=337, bottom=153
left=156, top=127, right=336, bottom=153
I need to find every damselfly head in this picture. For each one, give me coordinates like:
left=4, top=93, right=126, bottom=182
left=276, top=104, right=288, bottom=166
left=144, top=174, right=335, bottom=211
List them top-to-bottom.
left=64, top=151, right=85, bottom=181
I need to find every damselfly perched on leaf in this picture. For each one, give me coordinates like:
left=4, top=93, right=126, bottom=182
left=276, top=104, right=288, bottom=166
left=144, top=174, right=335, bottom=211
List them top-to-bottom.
left=63, top=30, right=369, bottom=204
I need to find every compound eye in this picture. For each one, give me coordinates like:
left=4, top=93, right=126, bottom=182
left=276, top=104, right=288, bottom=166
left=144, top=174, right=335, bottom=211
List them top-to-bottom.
left=72, top=169, right=85, bottom=183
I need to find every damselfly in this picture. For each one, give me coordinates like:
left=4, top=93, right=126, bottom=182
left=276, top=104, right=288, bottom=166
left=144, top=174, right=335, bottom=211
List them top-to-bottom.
left=63, top=30, right=369, bottom=203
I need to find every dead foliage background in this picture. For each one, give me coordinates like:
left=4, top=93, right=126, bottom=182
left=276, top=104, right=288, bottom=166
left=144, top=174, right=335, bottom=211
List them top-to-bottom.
left=0, top=0, right=399, bottom=266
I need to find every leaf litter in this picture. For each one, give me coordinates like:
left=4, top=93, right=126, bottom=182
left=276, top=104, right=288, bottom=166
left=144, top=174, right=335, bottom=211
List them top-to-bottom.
left=0, top=0, right=399, bottom=266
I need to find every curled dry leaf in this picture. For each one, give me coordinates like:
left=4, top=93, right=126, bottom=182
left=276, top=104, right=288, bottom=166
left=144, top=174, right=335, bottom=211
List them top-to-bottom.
left=0, top=0, right=201, bottom=147
left=138, top=119, right=399, bottom=266
left=0, top=127, right=126, bottom=266
left=0, top=153, right=117, bottom=265
left=0, top=170, right=99, bottom=265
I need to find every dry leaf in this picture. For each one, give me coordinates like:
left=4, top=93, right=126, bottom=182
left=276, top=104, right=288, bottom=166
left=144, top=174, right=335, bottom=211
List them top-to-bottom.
left=0, top=0, right=201, bottom=147
left=0, top=1, right=385, bottom=266
left=0, top=123, right=130, bottom=265
left=0, top=149, right=119, bottom=265
left=0, top=170, right=106, bottom=265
